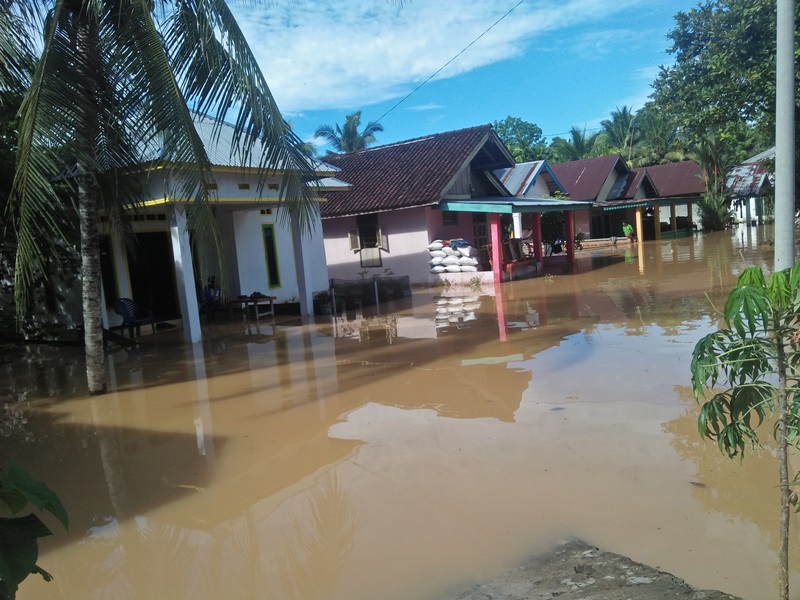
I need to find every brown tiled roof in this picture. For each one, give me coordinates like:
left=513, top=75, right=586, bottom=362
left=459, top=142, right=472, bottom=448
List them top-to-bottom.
left=320, top=125, right=513, bottom=218
left=549, top=155, right=626, bottom=202
left=637, top=161, right=705, bottom=198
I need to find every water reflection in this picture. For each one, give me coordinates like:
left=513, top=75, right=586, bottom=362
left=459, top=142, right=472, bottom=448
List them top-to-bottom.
left=1, top=228, right=790, bottom=600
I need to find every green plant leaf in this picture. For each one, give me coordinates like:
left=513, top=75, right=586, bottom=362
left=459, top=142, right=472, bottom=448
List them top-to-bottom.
left=767, top=270, right=790, bottom=310
left=0, top=462, right=68, bottom=529
left=0, top=514, right=52, bottom=597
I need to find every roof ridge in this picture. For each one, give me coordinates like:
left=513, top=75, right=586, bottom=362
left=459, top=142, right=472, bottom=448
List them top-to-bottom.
left=349, top=123, right=493, bottom=154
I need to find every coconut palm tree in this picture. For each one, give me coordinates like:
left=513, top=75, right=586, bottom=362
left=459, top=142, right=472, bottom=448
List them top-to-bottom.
left=2, top=0, right=318, bottom=394
left=599, top=106, right=639, bottom=161
left=631, top=107, right=685, bottom=167
left=315, top=111, right=383, bottom=153
left=550, top=126, right=601, bottom=162
left=689, top=132, right=736, bottom=231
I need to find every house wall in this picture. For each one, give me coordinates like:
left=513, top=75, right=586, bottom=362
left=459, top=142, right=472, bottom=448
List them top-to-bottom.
left=134, top=169, right=328, bottom=306
left=230, top=205, right=328, bottom=302
left=322, top=207, right=434, bottom=285
left=573, top=209, right=591, bottom=237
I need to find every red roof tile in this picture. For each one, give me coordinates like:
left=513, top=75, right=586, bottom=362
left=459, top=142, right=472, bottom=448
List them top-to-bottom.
left=320, top=125, right=513, bottom=218
left=550, top=155, right=627, bottom=202
left=636, top=161, right=705, bottom=198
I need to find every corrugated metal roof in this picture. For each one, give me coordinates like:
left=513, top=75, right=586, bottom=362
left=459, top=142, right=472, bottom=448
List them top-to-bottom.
left=140, top=113, right=336, bottom=175
left=320, top=125, right=514, bottom=219
left=550, top=154, right=627, bottom=202
left=495, top=160, right=565, bottom=197
left=726, top=162, right=772, bottom=198
left=440, top=196, right=593, bottom=214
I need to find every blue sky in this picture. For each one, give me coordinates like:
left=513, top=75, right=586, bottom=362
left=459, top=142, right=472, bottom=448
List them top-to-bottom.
left=233, top=0, right=700, bottom=152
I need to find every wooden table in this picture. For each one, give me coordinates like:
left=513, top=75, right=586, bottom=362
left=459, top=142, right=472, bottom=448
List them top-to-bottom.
left=228, top=296, right=276, bottom=321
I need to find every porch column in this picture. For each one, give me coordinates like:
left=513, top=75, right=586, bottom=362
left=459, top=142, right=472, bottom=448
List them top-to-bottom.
left=745, top=198, right=752, bottom=225
left=686, top=202, right=694, bottom=232
left=169, top=205, right=202, bottom=343
left=653, top=205, right=661, bottom=241
left=670, top=205, right=677, bottom=233
left=635, top=207, right=644, bottom=242
left=564, top=210, right=575, bottom=265
left=532, top=212, right=543, bottom=272
left=489, top=213, right=503, bottom=284
left=512, top=213, right=523, bottom=239
left=291, top=214, right=314, bottom=316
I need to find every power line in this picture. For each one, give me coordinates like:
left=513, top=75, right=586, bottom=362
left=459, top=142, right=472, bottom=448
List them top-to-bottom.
left=374, top=0, right=526, bottom=125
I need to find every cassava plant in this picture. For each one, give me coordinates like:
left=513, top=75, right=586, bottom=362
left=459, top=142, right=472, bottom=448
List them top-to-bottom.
left=691, top=263, right=800, bottom=600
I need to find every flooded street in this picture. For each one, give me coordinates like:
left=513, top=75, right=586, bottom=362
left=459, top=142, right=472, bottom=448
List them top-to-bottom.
left=2, top=228, right=796, bottom=600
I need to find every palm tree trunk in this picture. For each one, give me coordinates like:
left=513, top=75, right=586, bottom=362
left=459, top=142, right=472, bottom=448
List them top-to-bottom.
left=76, top=16, right=106, bottom=395
left=777, top=330, right=789, bottom=600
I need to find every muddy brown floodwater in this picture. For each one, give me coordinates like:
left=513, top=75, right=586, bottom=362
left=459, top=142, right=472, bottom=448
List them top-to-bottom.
left=1, top=228, right=796, bottom=600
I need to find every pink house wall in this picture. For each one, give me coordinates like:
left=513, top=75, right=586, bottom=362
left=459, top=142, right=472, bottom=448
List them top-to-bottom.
left=321, top=207, right=433, bottom=285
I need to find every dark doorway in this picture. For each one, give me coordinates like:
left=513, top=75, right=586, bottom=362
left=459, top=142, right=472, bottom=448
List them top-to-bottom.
left=127, top=232, right=179, bottom=320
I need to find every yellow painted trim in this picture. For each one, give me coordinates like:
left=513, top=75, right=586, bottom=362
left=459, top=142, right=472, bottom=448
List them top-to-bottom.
left=139, top=196, right=325, bottom=206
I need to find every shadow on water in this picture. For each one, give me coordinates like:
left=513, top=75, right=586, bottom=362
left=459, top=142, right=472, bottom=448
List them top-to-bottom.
left=2, top=227, right=793, bottom=600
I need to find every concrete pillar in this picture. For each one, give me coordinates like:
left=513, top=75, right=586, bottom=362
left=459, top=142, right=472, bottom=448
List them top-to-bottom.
left=686, top=202, right=694, bottom=232
left=169, top=205, right=202, bottom=343
left=670, top=205, right=677, bottom=233
left=635, top=207, right=644, bottom=243
left=490, top=213, right=503, bottom=284
left=512, top=213, right=523, bottom=239
left=291, top=214, right=314, bottom=316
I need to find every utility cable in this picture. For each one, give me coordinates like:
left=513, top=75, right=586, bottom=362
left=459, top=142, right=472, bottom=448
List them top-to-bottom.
left=374, top=0, right=526, bottom=125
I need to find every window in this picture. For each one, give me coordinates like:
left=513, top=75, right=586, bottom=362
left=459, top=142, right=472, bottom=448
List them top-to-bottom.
left=238, top=183, right=250, bottom=190
left=442, top=211, right=458, bottom=226
left=348, top=214, right=387, bottom=268
left=262, top=224, right=281, bottom=288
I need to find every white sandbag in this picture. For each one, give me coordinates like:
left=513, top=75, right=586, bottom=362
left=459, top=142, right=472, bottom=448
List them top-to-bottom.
left=427, top=241, right=444, bottom=251
left=457, top=245, right=479, bottom=257
left=442, top=246, right=460, bottom=256
left=429, top=250, right=446, bottom=258
left=442, top=256, right=460, bottom=266
left=458, top=256, right=478, bottom=266
left=429, top=257, right=444, bottom=265
left=430, top=265, right=446, bottom=273
left=445, top=265, right=462, bottom=273
left=460, top=265, right=478, bottom=272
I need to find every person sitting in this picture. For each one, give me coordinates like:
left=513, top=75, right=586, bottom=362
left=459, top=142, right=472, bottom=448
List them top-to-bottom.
left=622, top=221, right=637, bottom=243
left=204, top=276, right=221, bottom=321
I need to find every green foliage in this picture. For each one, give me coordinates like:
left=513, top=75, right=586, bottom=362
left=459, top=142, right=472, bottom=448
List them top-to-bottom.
left=652, top=0, right=782, bottom=142
left=599, top=106, right=639, bottom=160
left=315, top=111, right=383, bottom=154
left=492, top=116, right=549, bottom=162
left=548, top=126, right=601, bottom=162
left=695, top=190, right=733, bottom=232
left=691, top=263, right=800, bottom=599
left=0, top=462, right=68, bottom=599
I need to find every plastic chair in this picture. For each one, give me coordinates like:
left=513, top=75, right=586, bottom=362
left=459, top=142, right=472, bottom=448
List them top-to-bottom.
left=113, top=298, right=156, bottom=338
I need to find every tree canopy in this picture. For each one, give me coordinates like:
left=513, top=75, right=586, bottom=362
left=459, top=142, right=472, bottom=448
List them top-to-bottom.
left=492, top=116, right=549, bottom=162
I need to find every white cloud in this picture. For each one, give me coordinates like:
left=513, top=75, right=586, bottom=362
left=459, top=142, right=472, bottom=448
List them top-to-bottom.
left=234, top=0, right=651, bottom=114
left=407, top=103, right=443, bottom=111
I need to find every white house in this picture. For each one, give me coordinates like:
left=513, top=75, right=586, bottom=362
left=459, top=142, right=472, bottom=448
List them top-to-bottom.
left=100, top=115, right=335, bottom=342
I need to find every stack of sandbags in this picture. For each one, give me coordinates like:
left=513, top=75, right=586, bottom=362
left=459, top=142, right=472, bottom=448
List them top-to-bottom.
left=428, top=239, right=480, bottom=273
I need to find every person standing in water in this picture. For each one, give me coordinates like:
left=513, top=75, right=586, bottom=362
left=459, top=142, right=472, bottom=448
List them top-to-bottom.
left=622, top=221, right=636, bottom=243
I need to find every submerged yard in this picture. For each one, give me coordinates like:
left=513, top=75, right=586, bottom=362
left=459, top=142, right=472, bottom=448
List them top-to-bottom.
left=2, top=227, right=794, bottom=600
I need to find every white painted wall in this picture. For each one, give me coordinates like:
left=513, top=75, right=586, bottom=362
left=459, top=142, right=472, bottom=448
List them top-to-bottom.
left=231, top=207, right=302, bottom=303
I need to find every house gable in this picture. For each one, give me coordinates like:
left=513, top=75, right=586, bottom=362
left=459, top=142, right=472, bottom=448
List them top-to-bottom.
left=320, top=125, right=514, bottom=219
left=550, top=154, right=630, bottom=202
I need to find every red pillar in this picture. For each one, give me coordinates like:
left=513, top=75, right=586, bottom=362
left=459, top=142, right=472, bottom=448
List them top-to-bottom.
left=565, top=210, right=575, bottom=265
left=490, top=213, right=503, bottom=283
